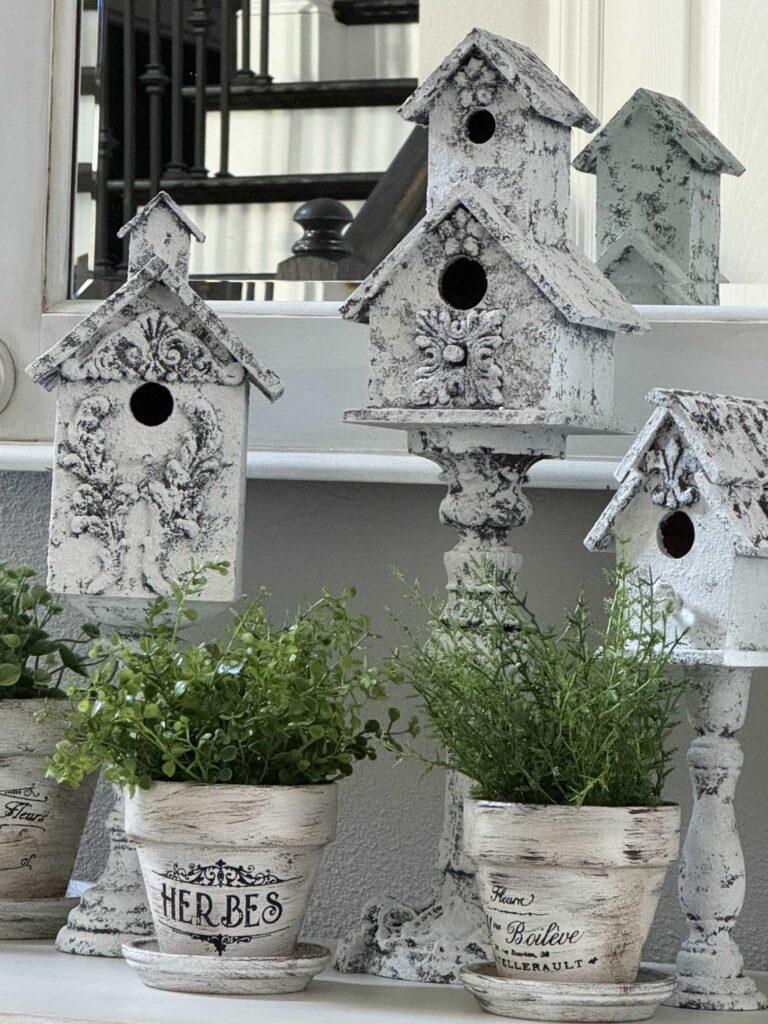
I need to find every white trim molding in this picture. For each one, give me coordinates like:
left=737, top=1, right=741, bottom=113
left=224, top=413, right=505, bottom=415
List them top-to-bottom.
left=10, top=302, right=768, bottom=487
left=0, top=442, right=619, bottom=491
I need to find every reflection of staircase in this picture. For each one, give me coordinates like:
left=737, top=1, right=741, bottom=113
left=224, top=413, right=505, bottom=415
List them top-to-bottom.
left=75, top=0, right=419, bottom=298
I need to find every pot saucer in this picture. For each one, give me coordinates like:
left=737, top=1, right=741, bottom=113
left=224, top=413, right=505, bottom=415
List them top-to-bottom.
left=0, top=896, right=80, bottom=939
left=122, top=939, right=331, bottom=994
left=459, top=963, right=675, bottom=1022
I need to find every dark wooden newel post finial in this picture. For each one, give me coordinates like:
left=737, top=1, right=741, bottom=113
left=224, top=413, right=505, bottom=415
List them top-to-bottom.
left=291, top=199, right=354, bottom=259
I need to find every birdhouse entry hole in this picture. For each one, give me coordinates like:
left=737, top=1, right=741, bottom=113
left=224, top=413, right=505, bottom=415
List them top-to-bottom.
left=466, top=109, right=496, bottom=144
left=439, top=257, right=488, bottom=310
left=130, top=382, right=174, bottom=427
left=658, top=510, right=695, bottom=559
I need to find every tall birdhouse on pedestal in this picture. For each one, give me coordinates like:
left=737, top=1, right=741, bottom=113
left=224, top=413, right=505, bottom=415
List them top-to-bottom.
left=334, top=28, right=646, bottom=986
left=573, top=89, right=745, bottom=305
left=27, top=192, right=283, bottom=628
left=585, top=388, right=768, bottom=1011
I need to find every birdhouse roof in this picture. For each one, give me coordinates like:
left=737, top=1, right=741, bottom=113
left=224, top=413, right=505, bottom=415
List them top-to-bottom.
left=399, top=28, right=599, bottom=132
left=573, top=88, right=745, bottom=176
left=341, top=183, right=645, bottom=334
left=117, top=191, right=206, bottom=243
left=596, top=231, right=698, bottom=305
left=26, top=256, right=283, bottom=401
left=585, top=388, right=768, bottom=556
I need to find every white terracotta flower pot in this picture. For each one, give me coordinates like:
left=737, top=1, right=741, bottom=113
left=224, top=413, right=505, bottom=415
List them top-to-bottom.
left=0, top=699, right=94, bottom=899
left=125, top=782, right=337, bottom=958
left=464, top=800, right=680, bottom=984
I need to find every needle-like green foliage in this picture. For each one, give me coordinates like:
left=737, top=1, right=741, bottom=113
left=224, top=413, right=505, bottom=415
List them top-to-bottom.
left=390, top=562, right=685, bottom=807
left=0, top=563, right=98, bottom=698
left=48, top=563, right=409, bottom=790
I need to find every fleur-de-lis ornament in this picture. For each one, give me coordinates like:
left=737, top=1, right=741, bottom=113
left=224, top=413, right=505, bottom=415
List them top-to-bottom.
left=644, top=435, right=700, bottom=508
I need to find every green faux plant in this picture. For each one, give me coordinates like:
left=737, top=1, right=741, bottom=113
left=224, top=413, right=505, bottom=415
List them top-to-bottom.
left=390, top=562, right=685, bottom=808
left=0, top=563, right=97, bottom=698
left=48, top=563, right=413, bottom=790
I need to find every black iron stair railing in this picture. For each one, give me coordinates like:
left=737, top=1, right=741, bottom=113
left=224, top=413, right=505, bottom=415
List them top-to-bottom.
left=84, top=0, right=416, bottom=291
left=79, top=166, right=382, bottom=204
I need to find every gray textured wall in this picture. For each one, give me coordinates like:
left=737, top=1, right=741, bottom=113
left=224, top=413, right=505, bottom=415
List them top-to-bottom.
left=1, top=469, right=767, bottom=966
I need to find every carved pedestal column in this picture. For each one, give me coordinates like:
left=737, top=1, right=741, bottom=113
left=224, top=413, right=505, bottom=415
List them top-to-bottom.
left=333, top=425, right=563, bottom=984
left=666, top=665, right=767, bottom=1010
left=56, top=785, right=153, bottom=957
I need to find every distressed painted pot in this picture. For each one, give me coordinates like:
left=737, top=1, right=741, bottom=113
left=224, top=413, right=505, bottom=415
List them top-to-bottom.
left=0, top=699, right=94, bottom=899
left=125, top=782, right=337, bottom=958
left=464, top=800, right=680, bottom=984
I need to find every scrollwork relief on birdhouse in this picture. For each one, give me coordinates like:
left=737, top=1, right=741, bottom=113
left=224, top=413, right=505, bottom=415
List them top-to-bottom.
left=27, top=192, right=283, bottom=627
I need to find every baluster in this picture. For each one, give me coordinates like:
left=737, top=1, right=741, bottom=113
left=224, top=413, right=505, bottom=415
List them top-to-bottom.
left=94, top=0, right=114, bottom=278
left=121, top=0, right=136, bottom=268
left=140, top=0, right=168, bottom=196
left=166, top=0, right=186, bottom=175
left=189, top=0, right=210, bottom=177
left=217, top=0, right=232, bottom=176
left=234, top=0, right=254, bottom=83
left=254, top=0, right=271, bottom=85
left=666, top=665, right=767, bottom=1010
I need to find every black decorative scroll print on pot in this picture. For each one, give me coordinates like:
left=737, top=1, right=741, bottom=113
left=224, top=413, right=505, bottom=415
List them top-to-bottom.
left=154, top=860, right=286, bottom=956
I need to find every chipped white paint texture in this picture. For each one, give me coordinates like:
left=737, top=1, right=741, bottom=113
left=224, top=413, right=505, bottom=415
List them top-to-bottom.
left=335, top=27, right=645, bottom=986
left=400, top=28, right=598, bottom=244
left=574, top=89, right=745, bottom=306
left=343, top=186, right=643, bottom=430
left=26, top=192, right=283, bottom=628
left=117, top=192, right=206, bottom=279
left=27, top=193, right=284, bottom=957
left=586, top=388, right=768, bottom=1010
left=586, top=389, right=768, bottom=665
left=409, top=426, right=565, bottom=621
left=334, top=427, right=565, bottom=985
left=666, top=666, right=767, bottom=1011
left=0, top=701, right=94, bottom=938
left=124, top=783, right=337, bottom=972
left=56, top=787, right=154, bottom=957
left=464, top=800, right=679, bottom=984
left=123, top=938, right=331, bottom=995
left=459, top=964, right=676, bottom=1022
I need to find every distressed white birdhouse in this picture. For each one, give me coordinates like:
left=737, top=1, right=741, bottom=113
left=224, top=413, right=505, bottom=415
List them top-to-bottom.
left=399, top=27, right=599, bottom=245
left=344, top=29, right=644, bottom=435
left=573, top=89, right=745, bottom=305
left=27, top=192, right=283, bottom=627
left=585, top=388, right=768, bottom=665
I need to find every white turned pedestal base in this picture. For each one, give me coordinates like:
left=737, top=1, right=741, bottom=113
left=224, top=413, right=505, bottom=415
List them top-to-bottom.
left=336, top=428, right=560, bottom=983
left=666, top=666, right=767, bottom=1011
left=334, top=771, right=491, bottom=984
left=55, top=787, right=154, bottom=958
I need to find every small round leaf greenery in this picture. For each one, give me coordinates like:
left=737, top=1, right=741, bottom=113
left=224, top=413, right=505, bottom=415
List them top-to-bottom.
left=389, top=562, right=686, bottom=808
left=0, top=563, right=98, bottom=699
left=48, top=564, right=411, bottom=790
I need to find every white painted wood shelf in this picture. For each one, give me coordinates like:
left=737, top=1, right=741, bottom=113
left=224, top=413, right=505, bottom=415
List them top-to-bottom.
left=0, top=943, right=766, bottom=1024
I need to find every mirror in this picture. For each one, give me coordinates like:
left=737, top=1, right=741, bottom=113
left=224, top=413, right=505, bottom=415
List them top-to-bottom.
left=70, top=1, right=766, bottom=307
